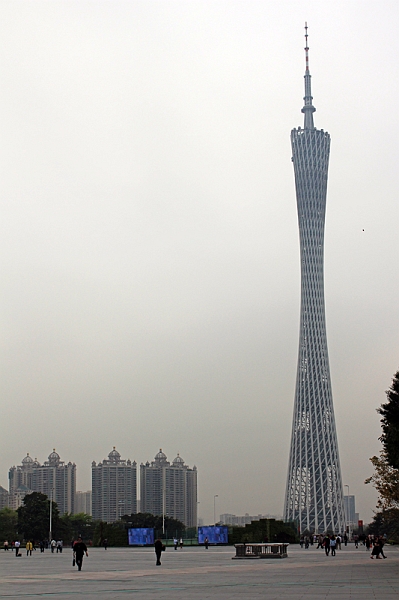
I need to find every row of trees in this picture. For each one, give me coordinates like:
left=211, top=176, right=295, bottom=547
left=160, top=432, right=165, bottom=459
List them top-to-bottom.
left=366, top=369, right=399, bottom=541
left=0, top=492, right=187, bottom=546
left=0, top=493, right=95, bottom=543
left=228, top=518, right=298, bottom=544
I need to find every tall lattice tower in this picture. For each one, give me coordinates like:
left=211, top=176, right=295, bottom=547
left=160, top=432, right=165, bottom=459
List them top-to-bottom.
left=284, top=25, right=345, bottom=534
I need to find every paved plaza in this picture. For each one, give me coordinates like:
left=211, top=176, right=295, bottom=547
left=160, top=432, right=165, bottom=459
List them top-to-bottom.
left=0, top=544, right=398, bottom=599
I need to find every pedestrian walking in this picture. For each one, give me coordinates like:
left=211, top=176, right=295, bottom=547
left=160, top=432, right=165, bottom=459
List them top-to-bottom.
left=323, top=535, right=330, bottom=556
left=330, top=536, right=336, bottom=556
left=73, top=537, right=88, bottom=572
left=204, top=537, right=209, bottom=550
left=154, top=538, right=165, bottom=566
left=173, top=538, right=178, bottom=550
left=179, top=538, right=183, bottom=549
left=370, top=538, right=380, bottom=559
left=103, top=539, right=108, bottom=550
left=4, top=540, right=9, bottom=551
left=14, top=540, right=21, bottom=557
left=26, top=541, right=33, bottom=556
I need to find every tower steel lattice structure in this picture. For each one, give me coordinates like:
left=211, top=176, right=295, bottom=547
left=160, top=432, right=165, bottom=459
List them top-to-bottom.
left=284, top=25, right=345, bottom=534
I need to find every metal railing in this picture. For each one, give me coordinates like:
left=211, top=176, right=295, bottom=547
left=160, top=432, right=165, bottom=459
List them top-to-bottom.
left=233, top=543, right=289, bottom=559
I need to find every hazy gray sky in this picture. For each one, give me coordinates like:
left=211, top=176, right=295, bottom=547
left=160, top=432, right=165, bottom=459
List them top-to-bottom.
left=1, top=0, right=398, bottom=525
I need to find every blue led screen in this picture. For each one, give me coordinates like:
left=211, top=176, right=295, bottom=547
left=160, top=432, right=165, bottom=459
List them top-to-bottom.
left=198, top=526, right=228, bottom=544
left=128, top=528, right=155, bottom=546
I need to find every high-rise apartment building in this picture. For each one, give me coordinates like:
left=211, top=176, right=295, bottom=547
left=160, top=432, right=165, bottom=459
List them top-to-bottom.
left=284, top=26, right=345, bottom=533
left=92, top=447, right=137, bottom=522
left=8, top=450, right=76, bottom=515
left=140, top=450, right=197, bottom=528
left=0, top=486, right=9, bottom=510
left=75, top=490, right=92, bottom=516
left=343, top=495, right=356, bottom=526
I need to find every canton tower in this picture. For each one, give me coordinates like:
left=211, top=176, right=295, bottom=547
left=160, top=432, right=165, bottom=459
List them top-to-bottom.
left=284, top=25, right=345, bottom=534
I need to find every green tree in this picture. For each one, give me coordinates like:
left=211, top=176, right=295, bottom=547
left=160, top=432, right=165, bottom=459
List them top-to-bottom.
left=365, top=369, right=399, bottom=541
left=378, top=370, right=399, bottom=469
left=365, top=452, right=399, bottom=510
left=17, top=492, right=60, bottom=541
left=0, top=507, right=18, bottom=541
left=368, top=508, right=399, bottom=542
left=58, top=513, right=95, bottom=543
left=92, top=513, right=187, bottom=547
left=120, top=513, right=185, bottom=537
left=229, top=518, right=298, bottom=545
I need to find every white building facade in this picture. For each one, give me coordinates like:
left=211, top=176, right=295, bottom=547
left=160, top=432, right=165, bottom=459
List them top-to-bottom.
left=92, top=448, right=137, bottom=522
left=140, top=450, right=197, bottom=528
left=9, top=451, right=76, bottom=515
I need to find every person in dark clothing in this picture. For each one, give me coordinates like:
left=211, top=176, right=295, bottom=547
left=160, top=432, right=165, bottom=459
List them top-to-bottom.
left=323, top=535, right=330, bottom=556
left=73, top=537, right=88, bottom=571
left=204, top=537, right=209, bottom=550
left=154, top=538, right=165, bottom=566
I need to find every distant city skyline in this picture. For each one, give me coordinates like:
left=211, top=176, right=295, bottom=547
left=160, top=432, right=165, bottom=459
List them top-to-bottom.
left=2, top=447, right=366, bottom=524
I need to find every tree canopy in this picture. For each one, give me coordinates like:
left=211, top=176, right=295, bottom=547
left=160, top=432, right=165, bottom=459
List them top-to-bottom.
left=365, top=368, right=399, bottom=542
left=378, top=370, right=399, bottom=469
left=17, top=492, right=60, bottom=541
left=0, top=507, right=18, bottom=541
left=120, top=513, right=185, bottom=535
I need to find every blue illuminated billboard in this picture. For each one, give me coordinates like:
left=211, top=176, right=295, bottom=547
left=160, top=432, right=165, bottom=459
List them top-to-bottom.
left=198, top=526, right=228, bottom=545
left=128, top=528, right=154, bottom=546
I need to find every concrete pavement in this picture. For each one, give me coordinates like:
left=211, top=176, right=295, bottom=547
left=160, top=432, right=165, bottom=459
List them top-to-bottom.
left=0, top=543, right=398, bottom=599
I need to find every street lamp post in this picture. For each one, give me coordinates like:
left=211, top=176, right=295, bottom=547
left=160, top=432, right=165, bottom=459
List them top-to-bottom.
left=162, top=467, right=166, bottom=535
left=49, top=488, right=53, bottom=542
left=213, top=495, right=218, bottom=526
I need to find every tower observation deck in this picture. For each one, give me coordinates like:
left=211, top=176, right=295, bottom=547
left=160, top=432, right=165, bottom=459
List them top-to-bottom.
left=283, top=25, right=345, bottom=533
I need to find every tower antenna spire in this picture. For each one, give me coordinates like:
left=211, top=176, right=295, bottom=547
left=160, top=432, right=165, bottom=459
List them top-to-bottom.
left=301, top=21, right=315, bottom=129
left=304, top=22, right=309, bottom=72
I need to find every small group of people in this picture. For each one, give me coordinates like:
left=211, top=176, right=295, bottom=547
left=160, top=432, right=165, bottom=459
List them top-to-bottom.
left=322, top=534, right=341, bottom=556
left=369, top=536, right=387, bottom=559
left=173, top=538, right=184, bottom=550
left=50, top=539, right=63, bottom=553
left=3, top=540, right=23, bottom=556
